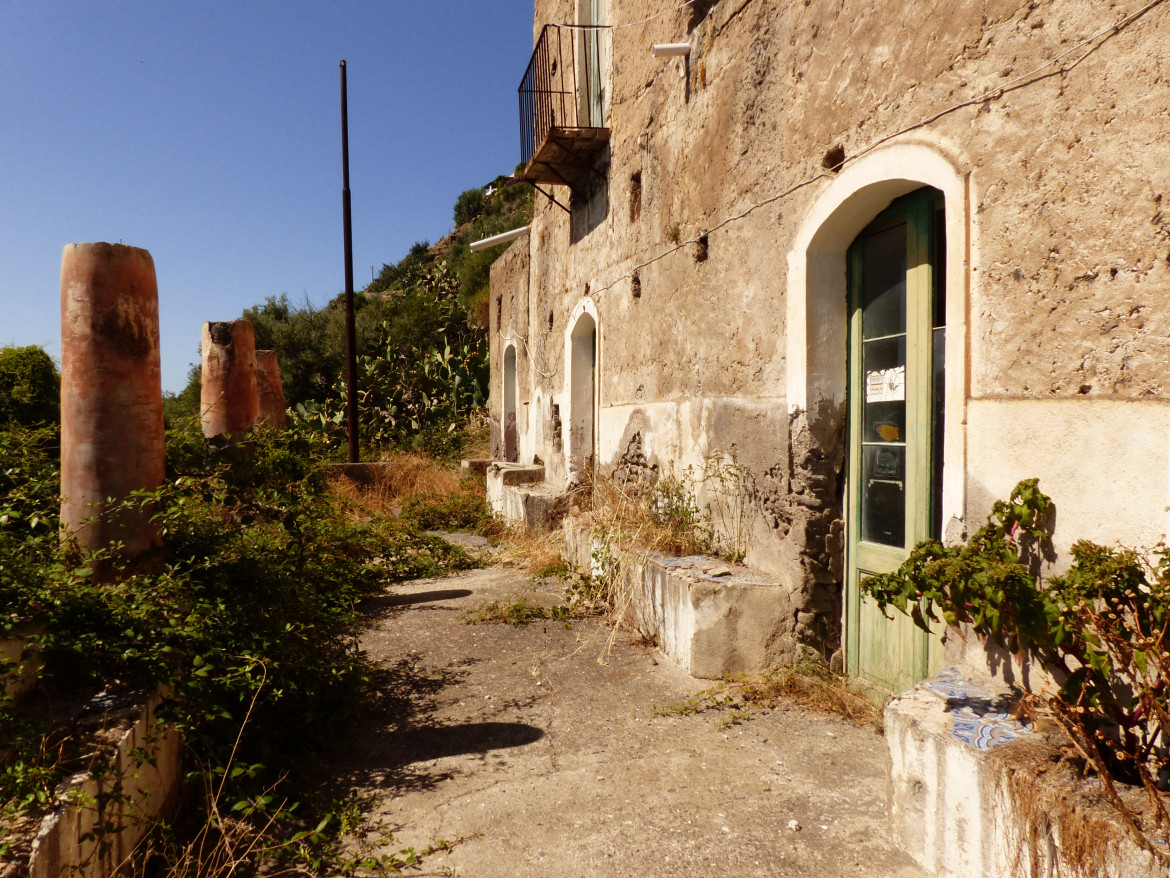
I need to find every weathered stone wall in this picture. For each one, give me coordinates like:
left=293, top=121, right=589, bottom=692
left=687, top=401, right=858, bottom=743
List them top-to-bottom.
left=492, top=0, right=1170, bottom=658
left=489, top=231, right=532, bottom=461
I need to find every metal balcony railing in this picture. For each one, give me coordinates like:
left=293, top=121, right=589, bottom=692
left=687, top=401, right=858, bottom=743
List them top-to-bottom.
left=518, top=24, right=610, bottom=192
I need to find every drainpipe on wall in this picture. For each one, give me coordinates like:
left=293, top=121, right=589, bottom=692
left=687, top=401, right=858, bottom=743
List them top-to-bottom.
left=469, top=225, right=531, bottom=252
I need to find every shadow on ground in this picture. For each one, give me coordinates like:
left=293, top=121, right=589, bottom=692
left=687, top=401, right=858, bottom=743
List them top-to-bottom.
left=370, top=588, right=475, bottom=609
left=311, top=647, right=546, bottom=801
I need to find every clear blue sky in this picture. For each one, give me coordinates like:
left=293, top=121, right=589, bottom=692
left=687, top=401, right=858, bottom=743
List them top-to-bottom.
left=0, top=1, right=534, bottom=392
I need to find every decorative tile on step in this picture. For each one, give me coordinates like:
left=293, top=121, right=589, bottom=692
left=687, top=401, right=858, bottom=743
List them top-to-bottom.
left=921, top=665, right=998, bottom=705
left=919, top=666, right=1033, bottom=751
left=947, top=705, right=1031, bottom=750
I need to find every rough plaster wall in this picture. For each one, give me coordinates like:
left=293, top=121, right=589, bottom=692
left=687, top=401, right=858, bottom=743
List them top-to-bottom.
left=493, top=0, right=1170, bottom=658
left=488, top=237, right=531, bottom=461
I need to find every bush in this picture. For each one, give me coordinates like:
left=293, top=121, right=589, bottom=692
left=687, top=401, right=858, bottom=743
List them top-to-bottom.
left=453, top=187, right=485, bottom=227
left=368, top=240, right=434, bottom=295
left=297, top=262, right=488, bottom=459
left=0, top=346, right=59, bottom=427
left=163, top=363, right=202, bottom=425
left=0, top=420, right=474, bottom=845
left=862, top=479, right=1170, bottom=857
left=401, top=493, right=492, bottom=532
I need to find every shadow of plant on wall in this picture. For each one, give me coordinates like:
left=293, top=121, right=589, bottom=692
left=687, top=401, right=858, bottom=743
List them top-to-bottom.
left=863, top=478, right=1170, bottom=860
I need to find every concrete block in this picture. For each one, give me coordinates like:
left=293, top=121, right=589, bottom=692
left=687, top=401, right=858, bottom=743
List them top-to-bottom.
left=461, top=458, right=492, bottom=477
left=486, top=462, right=568, bottom=530
left=488, top=462, right=544, bottom=486
left=519, top=484, right=570, bottom=530
left=563, top=517, right=593, bottom=572
left=564, top=521, right=798, bottom=679
left=631, top=553, right=793, bottom=679
left=887, top=668, right=1166, bottom=878
left=28, top=690, right=182, bottom=878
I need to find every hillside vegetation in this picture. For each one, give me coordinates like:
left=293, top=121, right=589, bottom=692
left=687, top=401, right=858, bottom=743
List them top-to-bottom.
left=166, top=172, right=533, bottom=459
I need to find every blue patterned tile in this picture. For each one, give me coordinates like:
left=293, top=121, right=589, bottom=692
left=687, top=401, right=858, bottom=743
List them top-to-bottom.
left=918, top=667, right=1033, bottom=751
left=948, top=705, right=1031, bottom=750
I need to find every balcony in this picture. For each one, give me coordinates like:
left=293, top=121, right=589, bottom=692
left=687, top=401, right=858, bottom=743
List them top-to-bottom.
left=518, top=24, right=610, bottom=196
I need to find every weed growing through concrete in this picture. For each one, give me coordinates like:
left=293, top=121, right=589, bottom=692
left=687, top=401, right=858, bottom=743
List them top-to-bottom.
left=702, top=450, right=759, bottom=564
left=460, top=596, right=573, bottom=628
left=653, top=662, right=882, bottom=730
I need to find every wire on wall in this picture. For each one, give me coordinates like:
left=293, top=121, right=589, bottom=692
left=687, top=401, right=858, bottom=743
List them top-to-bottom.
left=614, top=0, right=699, bottom=29
left=499, top=329, right=559, bottom=380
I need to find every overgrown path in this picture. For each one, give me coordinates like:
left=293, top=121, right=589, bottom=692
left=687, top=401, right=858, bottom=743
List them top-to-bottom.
left=313, top=552, right=926, bottom=877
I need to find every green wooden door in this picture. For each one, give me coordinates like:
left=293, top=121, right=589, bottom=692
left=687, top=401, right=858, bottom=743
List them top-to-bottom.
left=845, top=189, right=947, bottom=694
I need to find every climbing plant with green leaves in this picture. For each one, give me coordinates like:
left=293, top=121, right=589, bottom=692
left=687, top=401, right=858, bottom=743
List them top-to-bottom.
left=863, top=478, right=1170, bottom=856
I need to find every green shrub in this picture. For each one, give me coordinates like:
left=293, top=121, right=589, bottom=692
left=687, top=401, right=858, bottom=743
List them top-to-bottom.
left=453, top=187, right=485, bottom=227
left=368, top=240, right=434, bottom=295
left=296, top=262, right=488, bottom=458
left=0, top=346, right=59, bottom=427
left=162, top=363, right=202, bottom=425
left=0, top=421, right=473, bottom=834
left=863, top=479, right=1170, bottom=857
left=401, top=493, right=492, bottom=533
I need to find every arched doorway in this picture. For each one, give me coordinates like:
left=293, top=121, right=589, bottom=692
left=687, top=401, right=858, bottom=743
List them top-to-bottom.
left=786, top=144, right=968, bottom=693
left=846, top=187, right=947, bottom=692
left=569, top=312, right=597, bottom=478
left=503, top=344, right=519, bottom=463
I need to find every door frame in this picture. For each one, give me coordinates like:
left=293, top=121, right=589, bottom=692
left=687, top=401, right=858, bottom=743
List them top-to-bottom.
left=844, top=189, right=944, bottom=689
left=566, top=305, right=600, bottom=476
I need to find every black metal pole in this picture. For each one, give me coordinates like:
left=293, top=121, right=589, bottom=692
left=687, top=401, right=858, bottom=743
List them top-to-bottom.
left=340, top=60, right=359, bottom=463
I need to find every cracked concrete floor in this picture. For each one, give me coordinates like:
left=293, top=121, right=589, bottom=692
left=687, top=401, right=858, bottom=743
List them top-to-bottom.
left=314, top=562, right=927, bottom=878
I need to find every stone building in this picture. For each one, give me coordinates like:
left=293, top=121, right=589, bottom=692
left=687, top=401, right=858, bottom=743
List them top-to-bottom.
left=487, top=0, right=1170, bottom=692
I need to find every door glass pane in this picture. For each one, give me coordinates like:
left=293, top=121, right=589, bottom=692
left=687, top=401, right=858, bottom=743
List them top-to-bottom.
left=859, top=220, right=907, bottom=548
left=859, top=223, right=906, bottom=340
left=862, top=335, right=906, bottom=444
left=862, top=445, right=906, bottom=546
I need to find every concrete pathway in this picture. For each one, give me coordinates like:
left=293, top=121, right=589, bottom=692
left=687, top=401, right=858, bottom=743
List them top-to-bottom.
left=316, top=561, right=927, bottom=878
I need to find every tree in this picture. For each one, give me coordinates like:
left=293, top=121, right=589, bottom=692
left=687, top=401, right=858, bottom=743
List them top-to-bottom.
left=453, top=187, right=485, bottom=227
left=0, top=345, right=59, bottom=427
left=163, top=363, right=202, bottom=425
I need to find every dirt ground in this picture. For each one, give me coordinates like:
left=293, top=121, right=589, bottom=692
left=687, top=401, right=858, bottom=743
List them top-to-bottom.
left=314, top=543, right=927, bottom=878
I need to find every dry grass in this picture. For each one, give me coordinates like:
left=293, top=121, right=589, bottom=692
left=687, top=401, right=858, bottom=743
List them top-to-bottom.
left=325, top=451, right=464, bottom=519
left=557, top=472, right=713, bottom=655
left=576, top=472, right=710, bottom=559
left=495, top=526, right=568, bottom=576
left=655, top=662, right=883, bottom=731
left=724, top=664, right=883, bottom=728
left=989, top=732, right=1145, bottom=878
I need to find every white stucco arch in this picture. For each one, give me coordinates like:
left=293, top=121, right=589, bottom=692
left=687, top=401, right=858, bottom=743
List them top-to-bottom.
left=785, top=140, right=971, bottom=529
left=565, top=297, right=601, bottom=470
